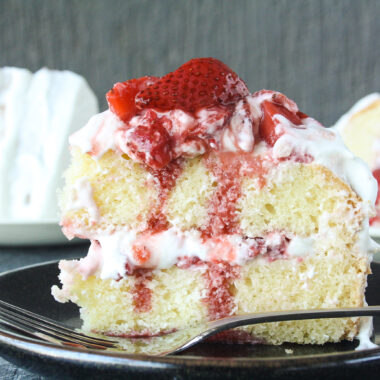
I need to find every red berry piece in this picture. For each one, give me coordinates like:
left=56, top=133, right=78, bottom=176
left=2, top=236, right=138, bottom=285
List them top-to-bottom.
left=135, top=58, right=249, bottom=114
left=106, top=76, right=157, bottom=122
left=260, top=100, right=303, bottom=146
left=125, top=110, right=173, bottom=169
left=370, top=169, right=380, bottom=225
left=372, top=169, right=380, bottom=204
left=132, top=245, right=151, bottom=264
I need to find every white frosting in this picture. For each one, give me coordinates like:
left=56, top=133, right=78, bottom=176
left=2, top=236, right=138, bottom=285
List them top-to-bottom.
left=0, top=67, right=98, bottom=220
left=69, top=110, right=123, bottom=158
left=273, top=116, right=377, bottom=207
left=64, top=178, right=99, bottom=223
left=68, top=227, right=315, bottom=280
left=287, top=236, right=315, bottom=258
left=356, top=316, right=378, bottom=350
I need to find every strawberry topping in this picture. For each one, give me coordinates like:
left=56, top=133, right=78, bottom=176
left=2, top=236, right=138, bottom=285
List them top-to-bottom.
left=135, top=58, right=249, bottom=113
left=103, top=59, right=312, bottom=169
left=106, top=76, right=157, bottom=122
left=260, top=100, right=304, bottom=146
left=116, top=110, right=173, bottom=169
left=370, top=168, right=380, bottom=225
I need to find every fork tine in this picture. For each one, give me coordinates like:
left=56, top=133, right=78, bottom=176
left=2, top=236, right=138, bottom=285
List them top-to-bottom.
left=0, top=299, right=114, bottom=344
left=0, top=301, right=117, bottom=349
left=0, top=307, right=115, bottom=349
left=0, top=310, right=115, bottom=350
left=0, top=314, right=104, bottom=349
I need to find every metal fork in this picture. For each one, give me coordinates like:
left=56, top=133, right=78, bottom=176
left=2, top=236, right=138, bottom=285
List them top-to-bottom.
left=0, top=299, right=117, bottom=350
left=0, top=300, right=379, bottom=355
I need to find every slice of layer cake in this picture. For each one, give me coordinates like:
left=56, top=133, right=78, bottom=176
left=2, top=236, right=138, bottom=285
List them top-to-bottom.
left=52, top=58, right=378, bottom=345
left=0, top=67, right=98, bottom=220
left=335, top=94, right=380, bottom=227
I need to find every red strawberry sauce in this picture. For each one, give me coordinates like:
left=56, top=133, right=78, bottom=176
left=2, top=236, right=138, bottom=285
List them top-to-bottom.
left=201, top=152, right=268, bottom=239
left=145, top=158, right=184, bottom=233
left=370, top=168, right=380, bottom=225
left=202, top=261, right=240, bottom=319
left=131, top=268, right=153, bottom=313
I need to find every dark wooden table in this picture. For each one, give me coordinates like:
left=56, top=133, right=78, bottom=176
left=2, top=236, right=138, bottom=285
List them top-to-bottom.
left=1, top=0, right=380, bottom=378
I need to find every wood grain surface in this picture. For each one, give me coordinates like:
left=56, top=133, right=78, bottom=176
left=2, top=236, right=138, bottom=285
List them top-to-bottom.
left=1, top=0, right=380, bottom=126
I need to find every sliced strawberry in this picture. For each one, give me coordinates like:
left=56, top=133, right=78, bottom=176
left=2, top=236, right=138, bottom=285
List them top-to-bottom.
left=135, top=57, right=249, bottom=113
left=106, top=76, right=157, bottom=122
left=260, top=100, right=303, bottom=146
left=125, top=110, right=172, bottom=169
left=296, top=111, right=309, bottom=120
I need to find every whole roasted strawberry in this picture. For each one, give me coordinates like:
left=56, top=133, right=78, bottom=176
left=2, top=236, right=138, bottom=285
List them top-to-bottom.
left=107, top=58, right=249, bottom=120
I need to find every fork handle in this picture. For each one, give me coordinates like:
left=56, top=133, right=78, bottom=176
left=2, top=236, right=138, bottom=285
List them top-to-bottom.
left=208, top=306, right=380, bottom=331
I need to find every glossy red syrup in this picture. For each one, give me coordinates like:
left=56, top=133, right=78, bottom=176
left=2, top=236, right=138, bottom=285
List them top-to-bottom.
left=105, top=58, right=315, bottom=171
left=107, top=58, right=249, bottom=170
left=119, top=110, right=174, bottom=168
left=201, top=152, right=267, bottom=239
left=145, top=158, right=183, bottom=233
left=176, top=256, right=239, bottom=320
left=202, top=261, right=240, bottom=320
left=131, top=269, right=153, bottom=313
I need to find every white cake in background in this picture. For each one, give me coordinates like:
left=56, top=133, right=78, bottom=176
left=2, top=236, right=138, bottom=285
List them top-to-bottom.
left=0, top=67, right=99, bottom=221
left=335, top=93, right=380, bottom=227
left=335, top=93, right=380, bottom=170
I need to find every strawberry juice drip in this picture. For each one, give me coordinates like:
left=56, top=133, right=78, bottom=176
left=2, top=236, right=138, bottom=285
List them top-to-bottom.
left=201, top=152, right=267, bottom=239
left=145, top=158, right=183, bottom=233
left=202, top=261, right=240, bottom=320
left=132, top=268, right=153, bottom=313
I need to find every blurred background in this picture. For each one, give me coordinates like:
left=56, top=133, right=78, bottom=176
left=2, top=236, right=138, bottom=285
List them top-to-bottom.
left=1, top=0, right=380, bottom=126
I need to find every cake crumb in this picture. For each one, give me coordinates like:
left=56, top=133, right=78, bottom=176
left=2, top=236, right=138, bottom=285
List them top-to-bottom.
left=285, top=348, right=294, bottom=354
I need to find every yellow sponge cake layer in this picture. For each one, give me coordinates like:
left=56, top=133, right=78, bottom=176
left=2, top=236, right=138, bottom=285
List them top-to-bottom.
left=61, top=148, right=155, bottom=231
left=61, top=149, right=364, bottom=244
left=55, top=150, right=370, bottom=345
left=167, top=156, right=215, bottom=229
left=239, top=165, right=362, bottom=240
left=56, top=250, right=367, bottom=344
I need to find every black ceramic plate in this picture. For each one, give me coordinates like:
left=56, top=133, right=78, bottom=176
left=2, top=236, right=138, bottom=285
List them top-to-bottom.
left=0, top=261, right=379, bottom=380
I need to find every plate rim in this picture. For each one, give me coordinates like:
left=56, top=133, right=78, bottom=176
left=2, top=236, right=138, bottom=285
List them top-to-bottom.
left=0, top=219, right=59, bottom=226
left=0, top=260, right=379, bottom=369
